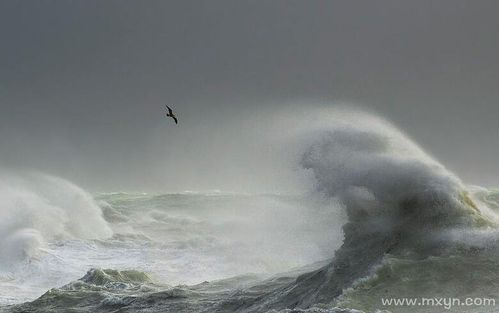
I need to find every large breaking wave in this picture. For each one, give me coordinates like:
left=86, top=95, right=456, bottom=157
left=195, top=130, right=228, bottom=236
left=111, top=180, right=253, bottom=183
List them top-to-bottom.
left=235, top=111, right=497, bottom=312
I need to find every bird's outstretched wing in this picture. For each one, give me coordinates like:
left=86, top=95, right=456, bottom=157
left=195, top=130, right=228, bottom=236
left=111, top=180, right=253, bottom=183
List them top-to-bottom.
left=166, top=105, right=174, bottom=115
left=172, top=116, right=178, bottom=124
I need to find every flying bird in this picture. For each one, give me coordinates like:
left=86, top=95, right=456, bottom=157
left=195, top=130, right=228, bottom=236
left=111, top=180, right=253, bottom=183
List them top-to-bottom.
left=165, top=105, right=178, bottom=124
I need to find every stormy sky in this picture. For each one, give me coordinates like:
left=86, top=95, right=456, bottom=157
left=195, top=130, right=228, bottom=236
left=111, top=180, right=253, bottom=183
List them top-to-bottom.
left=1, top=0, right=498, bottom=192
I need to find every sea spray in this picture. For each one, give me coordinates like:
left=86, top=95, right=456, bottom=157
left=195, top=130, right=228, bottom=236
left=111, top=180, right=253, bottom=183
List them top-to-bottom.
left=0, top=172, right=112, bottom=269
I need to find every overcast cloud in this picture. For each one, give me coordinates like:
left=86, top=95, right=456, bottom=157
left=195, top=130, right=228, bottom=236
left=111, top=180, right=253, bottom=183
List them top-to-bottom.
left=1, top=1, right=498, bottom=191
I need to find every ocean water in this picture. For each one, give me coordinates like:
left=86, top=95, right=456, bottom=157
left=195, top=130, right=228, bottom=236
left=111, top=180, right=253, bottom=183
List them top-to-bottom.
left=1, top=111, right=499, bottom=313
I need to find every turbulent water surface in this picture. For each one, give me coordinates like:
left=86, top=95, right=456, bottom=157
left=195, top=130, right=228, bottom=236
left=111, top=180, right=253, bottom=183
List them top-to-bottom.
left=1, top=111, right=499, bottom=313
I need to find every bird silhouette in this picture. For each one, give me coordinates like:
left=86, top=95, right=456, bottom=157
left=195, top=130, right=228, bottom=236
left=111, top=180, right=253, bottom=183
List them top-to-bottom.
left=165, top=105, right=178, bottom=124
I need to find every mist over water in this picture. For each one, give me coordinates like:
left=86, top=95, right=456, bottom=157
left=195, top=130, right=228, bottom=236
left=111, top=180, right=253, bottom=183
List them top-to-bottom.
left=1, top=108, right=499, bottom=313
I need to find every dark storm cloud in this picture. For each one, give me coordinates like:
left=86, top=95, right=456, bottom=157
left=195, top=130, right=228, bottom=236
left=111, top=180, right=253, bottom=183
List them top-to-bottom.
left=1, top=0, right=498, bottom=190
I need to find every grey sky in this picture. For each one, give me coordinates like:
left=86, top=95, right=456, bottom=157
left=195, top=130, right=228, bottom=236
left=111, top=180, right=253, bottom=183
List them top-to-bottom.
left=1, top=1, right=498, bottom=191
